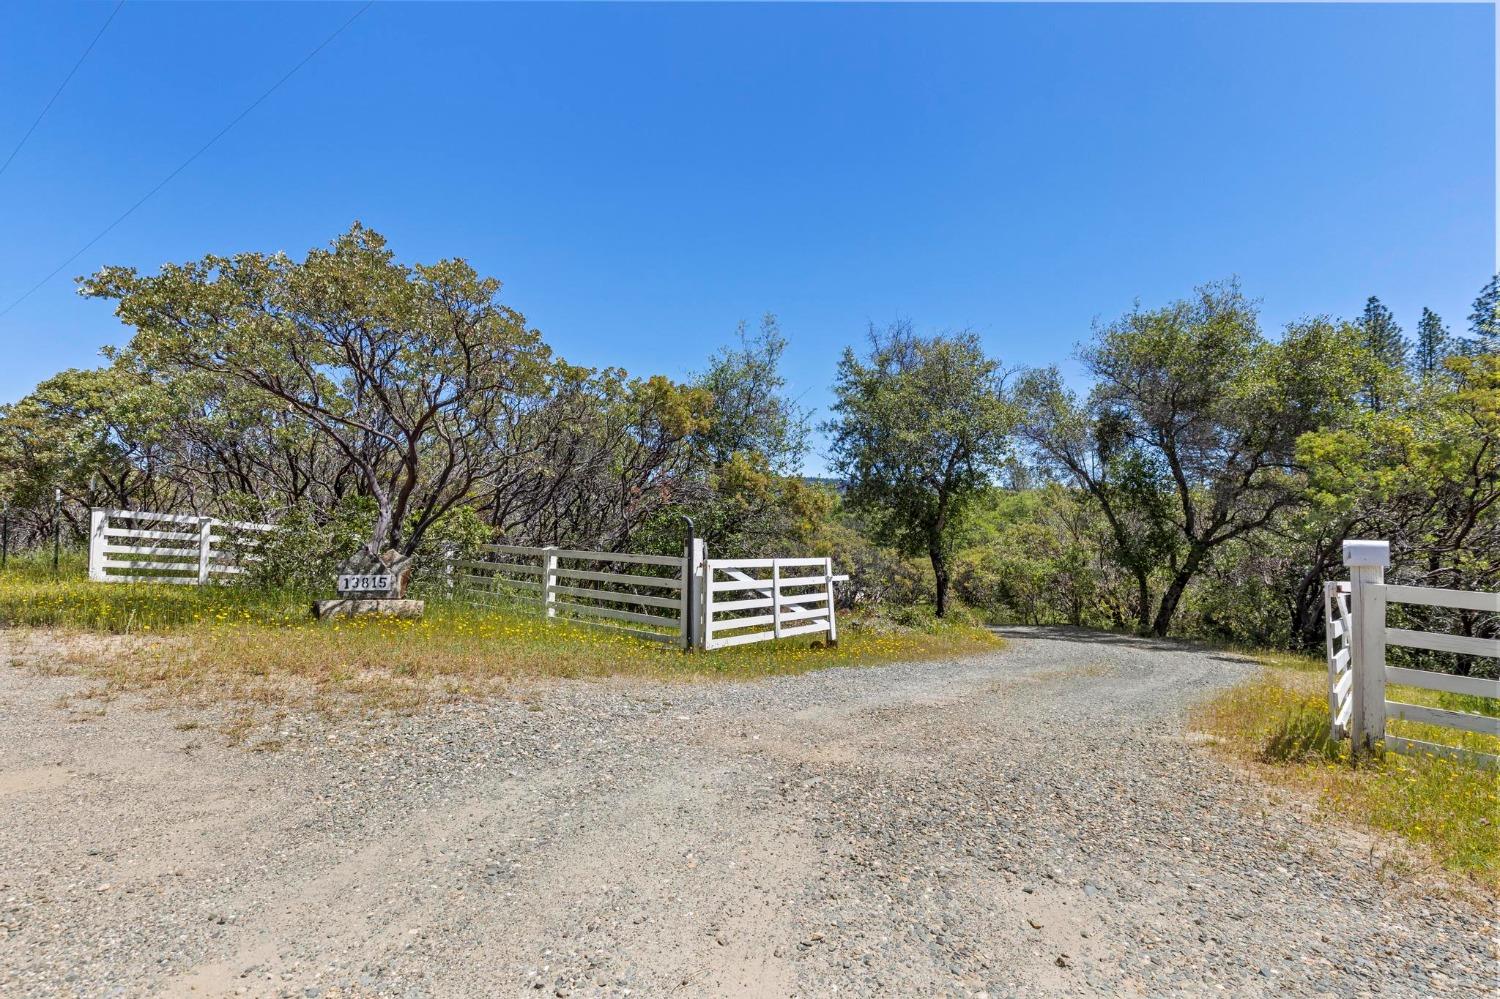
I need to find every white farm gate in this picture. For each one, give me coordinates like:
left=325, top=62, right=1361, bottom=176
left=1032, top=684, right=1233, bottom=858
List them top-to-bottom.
left=87, top=508, right=274, bottom=584
left=1328, top=540, right=1500, bottom=768
left=701, top=557, right=840, bottom=650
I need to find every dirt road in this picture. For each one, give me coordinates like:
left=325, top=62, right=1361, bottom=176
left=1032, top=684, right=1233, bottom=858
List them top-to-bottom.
left=1, top=627, right=1492, bottom=997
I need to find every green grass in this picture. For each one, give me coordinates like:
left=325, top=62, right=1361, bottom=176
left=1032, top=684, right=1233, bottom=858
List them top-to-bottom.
left=0, top=564, right=1002, bottom=712
left=1194, top=653, right=1500, bottom=890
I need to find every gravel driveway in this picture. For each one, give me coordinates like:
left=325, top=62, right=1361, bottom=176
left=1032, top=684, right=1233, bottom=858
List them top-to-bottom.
left=1, top=626, right=1493, bottom=998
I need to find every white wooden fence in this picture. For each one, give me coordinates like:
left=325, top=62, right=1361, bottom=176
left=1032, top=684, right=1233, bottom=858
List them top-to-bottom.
left=84, top=506, right=844, bottom=651
left=87, top=508, right=274, bottom=584
left=1328, top=540, right=1500, bottom=768
left=451, top=543, right=844, bottom=651
left=452, top=543, right=692, bottom=646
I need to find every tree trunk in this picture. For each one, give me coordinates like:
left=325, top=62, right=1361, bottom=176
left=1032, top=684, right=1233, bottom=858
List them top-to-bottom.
left=1151, top=548, right=1208, bottom=637
left=932, top=550, right=950, bottom=618
left=1133, top=570, right=1152, bottom=635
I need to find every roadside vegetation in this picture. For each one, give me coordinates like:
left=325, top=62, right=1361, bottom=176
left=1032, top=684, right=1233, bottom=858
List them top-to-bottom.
left=0, top=555, right=1001, bottom=712
left=1194, top=654, right=1500, bottom=889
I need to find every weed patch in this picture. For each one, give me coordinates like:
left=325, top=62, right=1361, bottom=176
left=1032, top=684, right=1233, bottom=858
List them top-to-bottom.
left=1193, top=662, right=1500, bottom=890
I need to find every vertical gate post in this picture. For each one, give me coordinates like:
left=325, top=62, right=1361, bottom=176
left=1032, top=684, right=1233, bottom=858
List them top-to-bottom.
left=52, top=487, right=61, bottom=573
left=88, top=509, right=107, bottom=582
left=196, top=517, right=214, bottom=584
left=683, top=536, right=705, bottom=650
left=1344, top=539, right=1389, bottom=761
left=441, top=542, right=457, bottom=595
left=542, top=546, right=559, bottom=618
left=700, top=555, right=715, bottom=651
left=823, top=556, right=838, bottom=647
left=1322, top=581, right=1339, bottom=736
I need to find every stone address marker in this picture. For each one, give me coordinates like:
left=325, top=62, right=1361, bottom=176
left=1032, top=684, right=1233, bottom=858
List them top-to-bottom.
left=312, top=548, right=424, bottom=620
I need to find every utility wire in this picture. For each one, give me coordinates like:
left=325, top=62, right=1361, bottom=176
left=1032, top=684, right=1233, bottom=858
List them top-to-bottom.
left=0, top=0, right=126, bottom=180
left=0, top=1, right=374, bottom=320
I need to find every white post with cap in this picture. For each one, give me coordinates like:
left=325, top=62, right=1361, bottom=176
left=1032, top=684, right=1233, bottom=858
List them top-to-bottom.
left=1343, top=539, right=1389, bottom=760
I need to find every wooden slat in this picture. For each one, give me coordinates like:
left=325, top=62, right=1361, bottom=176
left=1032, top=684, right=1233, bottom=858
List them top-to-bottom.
left=104, top=509, right=204, bottom=526
left=105, top=509, right=273, bottom=531
left=103, top=527, right=198, bottom=542
left=103, top=543, right=196, bottom=557
left=474, top=544, right=544, bottom=557
left=552, top=549, right=683, bottom=567
left=709, top=557, right=826, bottom=570
left=101, top=559, right=197, bottom=572
left=455, top=559, right=542, bottom=574
left=553, top=567, right=681, bottom=589
left=93, top=574, right=198, bottom=584
left=459, top=574, right=542, bottom=593
left=709, top=577, right=773, bottom=593
left=1383, top=583, right=1500, bottom=613
left=545, top=584, right=682, bottom=611
left=463, top=590, right=542, bottom=608
left=713, top=595, right=775, bottom=613
left=550, top=599, right=678, bottom=629
left=710, top=606, right=829, bottom=633
left=555, top=616, right=679, bottom=644
left=1330, top=618, right=1344, bottom=640
left=777, top=620, right=831, bottom=639
left=1386, top=628, right=1500, bottom=659
left=707, top=629, right=778, bottom=649
left=1332, top=647, right=1349, bottom=672
left=1386, top=666, right=1500, bottom=700
left=1334, top=669, right=1352, bottom=699
left=1336, top=698, right=1352, bottom=727
left=1385, top=700, right=1500, bottom=736
left=1386, top=736, right=1500, bottom=771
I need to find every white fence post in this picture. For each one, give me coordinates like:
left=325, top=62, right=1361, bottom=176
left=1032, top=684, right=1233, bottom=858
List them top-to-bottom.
left=88, top=509, right=107, bottom=581
left=196, top=517, right=214, bottom=584
left=1344, top=539, right=1390, bottom=760
left=542, top=546, right=558, bottom=618
left=823, top=556, right=838, bottom=647
left=771, top=560, right=783, bottom=640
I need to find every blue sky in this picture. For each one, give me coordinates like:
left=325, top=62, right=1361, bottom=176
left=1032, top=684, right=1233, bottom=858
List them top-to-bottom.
left=0, top=2, right=1493, bottom=474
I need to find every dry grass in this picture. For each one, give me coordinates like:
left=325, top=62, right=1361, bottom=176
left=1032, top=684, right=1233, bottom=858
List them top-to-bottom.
left=0, top=571, right=1003, bottom=715
left=1193, top=652, right=1500, bottom=890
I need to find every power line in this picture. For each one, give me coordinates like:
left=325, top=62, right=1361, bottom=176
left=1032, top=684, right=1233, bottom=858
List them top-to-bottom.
left=0, top=0, right=126, bottom=180
left=0, top=1, right=374, bottom=321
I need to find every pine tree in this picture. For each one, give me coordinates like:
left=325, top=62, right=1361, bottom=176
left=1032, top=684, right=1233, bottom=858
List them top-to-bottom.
left=1469, top=274, right=1499, bottom=354
left=1358, top=296, right=1406, bottom=409
left=1360, top=296, right=1407, bottom=367
left=1413, top=307, right=1450, bottom=376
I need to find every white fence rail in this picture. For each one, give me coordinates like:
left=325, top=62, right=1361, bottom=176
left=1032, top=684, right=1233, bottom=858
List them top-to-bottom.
left=88, top=508, right=274, bottom=585
left=1328, top=540, right=1499, bottom=768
